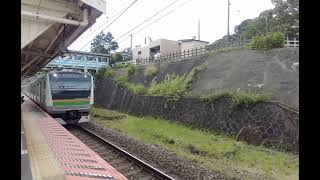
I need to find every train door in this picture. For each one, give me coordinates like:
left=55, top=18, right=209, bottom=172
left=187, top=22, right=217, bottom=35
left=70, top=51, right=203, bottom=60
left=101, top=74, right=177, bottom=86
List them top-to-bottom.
left=41, top=78, right=45, bottom=106
left=39, top=81, right=42, bottom=105
left=36, top=82, right=40, bottom=103
left=38, top=82, right=41, bottom=104
left=36, top=83, right=38, bottom=103
left=32, top=85, right=35, bottom=100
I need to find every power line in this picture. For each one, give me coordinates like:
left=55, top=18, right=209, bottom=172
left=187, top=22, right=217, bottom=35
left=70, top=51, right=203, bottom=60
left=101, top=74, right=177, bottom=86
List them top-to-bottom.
left=78, top=0, right=134, bottom=44
left=79, top=0, right=139, bottom=51
left=107, top=0, right=133, bottom=17
left=114, top=0, right=181, bottom=42
left=118, top=0, right=194, bottom=44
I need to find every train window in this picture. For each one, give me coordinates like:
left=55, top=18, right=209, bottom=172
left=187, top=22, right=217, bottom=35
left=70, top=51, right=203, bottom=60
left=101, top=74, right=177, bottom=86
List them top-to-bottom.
left=49, top=72, right=92, bottom=100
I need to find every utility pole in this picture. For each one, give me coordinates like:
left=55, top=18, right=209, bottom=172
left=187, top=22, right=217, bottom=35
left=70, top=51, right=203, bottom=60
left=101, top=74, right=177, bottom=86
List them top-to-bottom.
left=227, top=0, right=230, bottom=46
left=198, top=19, right=200, bottom=40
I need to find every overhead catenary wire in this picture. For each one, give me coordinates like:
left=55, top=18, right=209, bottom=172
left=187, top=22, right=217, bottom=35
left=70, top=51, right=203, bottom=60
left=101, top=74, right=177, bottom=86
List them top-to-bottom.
left=53, top=0, right=139, bottom=71
left=55, top=0, right=193, bottom=70
left=78, top=0, right=139, bottom=51
left=78, top=0, right=134, bottom=43
left=80, top=0, right=180, bottom=51
left=114, top=0, right=181, bottom=42
left=117, top=0, right=194, bottom=44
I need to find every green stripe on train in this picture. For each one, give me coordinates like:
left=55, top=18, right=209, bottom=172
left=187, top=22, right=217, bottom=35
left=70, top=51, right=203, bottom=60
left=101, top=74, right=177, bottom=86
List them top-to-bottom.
left=53, top=101, right=90, bottom=106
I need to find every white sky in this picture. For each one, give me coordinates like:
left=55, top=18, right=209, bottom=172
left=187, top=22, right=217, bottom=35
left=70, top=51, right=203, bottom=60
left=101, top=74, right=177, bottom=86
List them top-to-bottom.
left=69, top=0, right=274, bottom=52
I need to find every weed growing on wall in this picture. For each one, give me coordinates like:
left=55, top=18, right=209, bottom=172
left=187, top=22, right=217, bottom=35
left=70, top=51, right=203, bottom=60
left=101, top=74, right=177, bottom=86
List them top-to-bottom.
left=126, top=64, right=136, bottom=79
left=95, top=66, right=110, bottom=88
left=144, top=66, right=158, bottom=77
left=104, top=67, right=114, bottom=78
left=147, top=69, right=197, bottom=98
left=114, top=75, right=146, bottom=95
left=114, top=76, right=128, bottom=87
left=127, top=83, right=147, bottom=95
left=201, top=90, right=270, bottom=110
left=230, top=91, right=270, bottom=109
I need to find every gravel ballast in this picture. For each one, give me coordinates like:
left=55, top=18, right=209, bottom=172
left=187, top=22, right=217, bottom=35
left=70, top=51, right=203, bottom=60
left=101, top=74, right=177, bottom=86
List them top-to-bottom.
left=81, top=121, right=232, bottom=180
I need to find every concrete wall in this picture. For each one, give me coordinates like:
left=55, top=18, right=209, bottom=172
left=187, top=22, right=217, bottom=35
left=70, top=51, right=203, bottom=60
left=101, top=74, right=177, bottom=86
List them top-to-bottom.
left=160, top=39, right=181, bottom=54
left=180, top=41, right=208, bottom=52
left=132, top=46, right=150, bottom=60
left=95, top=76, right=299, bottom=152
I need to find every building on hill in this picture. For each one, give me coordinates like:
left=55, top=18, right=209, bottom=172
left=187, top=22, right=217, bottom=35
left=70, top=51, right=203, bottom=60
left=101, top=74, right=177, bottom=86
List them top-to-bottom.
left=132, top=38, right=209, bottom=63
left=178, top=39, right=209, bottom=52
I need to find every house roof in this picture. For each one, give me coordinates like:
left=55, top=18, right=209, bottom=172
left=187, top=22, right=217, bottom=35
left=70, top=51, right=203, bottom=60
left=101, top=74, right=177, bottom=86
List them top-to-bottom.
left=178, top=39, right=209, bottom=43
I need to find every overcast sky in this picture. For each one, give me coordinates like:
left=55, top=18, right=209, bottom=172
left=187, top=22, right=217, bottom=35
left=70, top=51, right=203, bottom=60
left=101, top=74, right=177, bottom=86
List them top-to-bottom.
left=69, top=0, right=274, bottom=52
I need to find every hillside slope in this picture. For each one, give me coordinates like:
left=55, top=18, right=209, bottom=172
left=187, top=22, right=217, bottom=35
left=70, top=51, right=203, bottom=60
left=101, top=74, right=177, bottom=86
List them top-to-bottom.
left=114, top=48, right=299, bottom=109
left=191, top=48, right=299, bottom=109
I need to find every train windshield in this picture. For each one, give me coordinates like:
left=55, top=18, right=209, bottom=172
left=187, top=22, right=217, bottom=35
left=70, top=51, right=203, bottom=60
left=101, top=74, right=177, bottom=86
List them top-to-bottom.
left=49, top=72, right=92, bottom=100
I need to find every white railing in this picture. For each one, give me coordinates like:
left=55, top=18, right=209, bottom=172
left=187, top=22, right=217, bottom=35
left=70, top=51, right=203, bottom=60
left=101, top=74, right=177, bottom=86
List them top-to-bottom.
left=286, top=37, right=299, bottom=47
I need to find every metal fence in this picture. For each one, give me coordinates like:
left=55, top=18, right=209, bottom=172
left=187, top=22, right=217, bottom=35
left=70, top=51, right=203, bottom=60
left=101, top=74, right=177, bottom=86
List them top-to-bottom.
left=135, top=37, right=299, bottom=65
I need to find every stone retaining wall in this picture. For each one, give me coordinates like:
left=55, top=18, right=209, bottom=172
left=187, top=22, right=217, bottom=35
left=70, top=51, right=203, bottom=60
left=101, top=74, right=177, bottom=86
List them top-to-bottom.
left=95, top=77, right=299, bottom=152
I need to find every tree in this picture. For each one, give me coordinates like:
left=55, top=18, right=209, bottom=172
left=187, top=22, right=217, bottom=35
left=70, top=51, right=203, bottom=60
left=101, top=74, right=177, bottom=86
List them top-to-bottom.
left=208, top=0, right=299, bottom=48
left=271, top=0, right=299, bottom=37
left=234, top=19, right=253, bottom=36
left=90, top=32, right=119, bottom=54
left=121, top=47, right=132, bottom=61
left=111, top=53, right=123, bottom=64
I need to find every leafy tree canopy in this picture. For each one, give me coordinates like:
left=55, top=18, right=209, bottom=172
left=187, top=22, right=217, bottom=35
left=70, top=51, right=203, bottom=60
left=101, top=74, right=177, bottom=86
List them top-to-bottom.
left=210, top=0, right=299, bottom=46
left=90, top=32, right=119, bottom=54
left=111, top=53, right=123, bottom=63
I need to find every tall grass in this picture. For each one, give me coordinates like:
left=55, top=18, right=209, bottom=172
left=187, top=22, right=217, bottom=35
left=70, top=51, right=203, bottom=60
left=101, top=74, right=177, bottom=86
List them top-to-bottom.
left=126, top=64, right=136, bottom=79
left=144, top=66, right=158, bottom=77
left=147, top=69, right=197, bottom=98
left=127, top=83, right=147, bottom=95
left=201, top=90, right=270, bottom=109
left=92, top=108, right=299, bottom=180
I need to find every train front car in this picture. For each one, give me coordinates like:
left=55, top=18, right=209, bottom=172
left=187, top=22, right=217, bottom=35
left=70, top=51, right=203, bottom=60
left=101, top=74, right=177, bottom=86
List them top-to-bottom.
left=47, top=71, right=93, bottom=125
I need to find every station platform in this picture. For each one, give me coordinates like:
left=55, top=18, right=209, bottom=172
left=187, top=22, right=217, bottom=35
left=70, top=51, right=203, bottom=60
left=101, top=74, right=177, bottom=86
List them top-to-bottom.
left=21, top=95, right=127, bottom=180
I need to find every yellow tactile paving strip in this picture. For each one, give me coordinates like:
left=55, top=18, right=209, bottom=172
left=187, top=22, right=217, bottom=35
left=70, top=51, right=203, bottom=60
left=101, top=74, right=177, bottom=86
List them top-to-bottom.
left=22, top=96, right=66, bottom=180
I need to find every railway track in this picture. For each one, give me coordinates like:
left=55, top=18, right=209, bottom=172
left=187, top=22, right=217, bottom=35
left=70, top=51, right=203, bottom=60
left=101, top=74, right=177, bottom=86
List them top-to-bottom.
left=67, top=126, right=175, bottom=180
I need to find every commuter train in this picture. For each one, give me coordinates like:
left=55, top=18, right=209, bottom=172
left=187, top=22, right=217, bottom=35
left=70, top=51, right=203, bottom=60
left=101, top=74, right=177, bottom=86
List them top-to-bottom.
left=23, top=70, right=94, bottom=125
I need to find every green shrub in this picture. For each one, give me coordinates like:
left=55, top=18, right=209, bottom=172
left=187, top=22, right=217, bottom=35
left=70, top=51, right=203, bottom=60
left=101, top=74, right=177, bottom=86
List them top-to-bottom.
left=249, top=32, right=285, bottom=50
left=268, top=32, right=285, bottom=48
left=250, top=35, right=267, bottom=50
left=112, top=53, right=123, bottom=63
left=126, top=64, right=136, bottom=79
left=95, top=66, right=110, bottom=83
left=144, top=66, right=158, bottom=77
left=104, top=67, right=114, bottom=77
left=147, top=69, right=197, bottom=98
left=114, top=76, right=146, bottom=95
left=115, top=76, right=128, bottom=87
left=127, top=83, right=147, bottom=95
left=201, top=90, right=270, bottom=110
left=230, top=91, right=270, bottom=110
left=201, top=92, right=232, bottom=102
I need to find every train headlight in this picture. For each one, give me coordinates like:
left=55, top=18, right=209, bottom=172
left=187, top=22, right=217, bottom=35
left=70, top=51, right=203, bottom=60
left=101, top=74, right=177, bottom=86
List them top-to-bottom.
left=53, top=73, right=57, bottom=77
